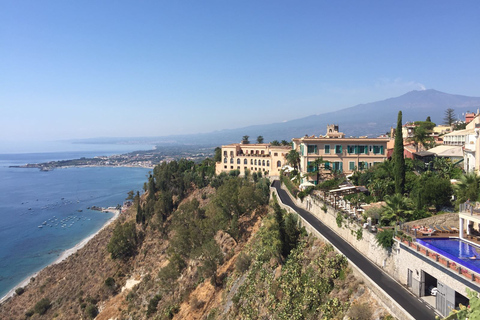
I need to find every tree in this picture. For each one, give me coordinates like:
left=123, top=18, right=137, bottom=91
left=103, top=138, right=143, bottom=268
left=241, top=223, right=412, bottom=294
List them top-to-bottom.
left=444, top=108, right=457, bottom=126
left=394, top=111, right=406, bottom=194
left=426, top=116, right=431, bottom=122
left=409, top=125, right=434, bottom=152
left=242, top=135, right=250, bottom=144
left=256, top=136, right=264, bottom=144
left=270, top=140, right=280, bottom=146
left=281, top=140, right=290, bottom=146
left=214, top=147, right=222, bottom=162
left=286, top=149, right=300, bottom=170
left=309, top=157, right=326, bottom=183
left=455, top=173, right=480, bottom=205
left=126, top=190, right=134, bottom=200
left=380, top=194, right=413, bottom=225
left=107, top=222, right=138, bottom=260
left=34, top=298, right=51, bottom=315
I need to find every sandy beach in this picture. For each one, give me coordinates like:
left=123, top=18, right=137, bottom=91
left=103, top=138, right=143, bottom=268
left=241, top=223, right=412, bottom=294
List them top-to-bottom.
left=0, top=208, right=121, bottom=304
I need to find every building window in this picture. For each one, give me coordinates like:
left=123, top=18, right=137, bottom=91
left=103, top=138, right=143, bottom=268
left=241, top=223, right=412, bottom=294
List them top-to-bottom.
left=307, top=145, right=317, bottom=154
left=324, top=145, right=330, bottom=154
left=335, top=145, right=342, bottom=154
left=347, top=145, right=355, bottom=154
left=358, top=145, right=368, bottom=154
left=373, top=145, right=384, bottom=155
left=261, top=150, right=265, bottom=155
left=223, top=151, right=227, bottom=156
left=230, top=151, right=234, bottom=157
left=274, top=153, right=278, bottom=156
left=224, top=157, right=227, bottom=163
left=230, top=158, right=234, bottom=164
left=237, top=158, right=240, bottom=164
left=244, top=159, right=247, bottom=164
left=251, top=159, right=253, bottom=165
left=262, top=160, right=265, bottom=166
left=267, top=160, right=270, bottom=166
left=277, top=160, right=281, bottom=167
left=307, top=161, right=315, bottom=173
left=324, top=161, right=330, bottom=170
left=332, top=161, right=343, bottom=172
left=349, top=161, right=355, bottom=171
left=358, top=162, right=368, bottom=170
left=224, top=165, right=227, bottom=169
left=231, top=166, right=233, bottom=169
left=237, top=166, right=240, bottom=169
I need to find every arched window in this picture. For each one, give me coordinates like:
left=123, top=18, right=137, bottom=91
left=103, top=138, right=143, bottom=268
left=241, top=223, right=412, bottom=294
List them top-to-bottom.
left=224, top=157, right=227, bottom=163
left=230, top=158, right=234, bottom=164
left=237, top=158, right=240, bottom=164
left=244, top=159, right=247, bottom=164
left=251, top=159, right=253, bottom=165
left=254, top=159, right=257, bottom=165
left=262, top=160, right=265, bottom=166
left=267, top=160, right=270, bottom=166
left=277, top=160, right=281, bottom=167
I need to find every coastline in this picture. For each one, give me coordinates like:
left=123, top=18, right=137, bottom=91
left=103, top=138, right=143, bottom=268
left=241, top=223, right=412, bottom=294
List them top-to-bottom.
left=0, top=208, right=121, bottom=304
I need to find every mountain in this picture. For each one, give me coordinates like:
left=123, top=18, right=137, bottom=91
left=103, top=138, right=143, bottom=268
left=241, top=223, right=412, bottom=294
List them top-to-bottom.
left=78, top=89, right=480, bottom=147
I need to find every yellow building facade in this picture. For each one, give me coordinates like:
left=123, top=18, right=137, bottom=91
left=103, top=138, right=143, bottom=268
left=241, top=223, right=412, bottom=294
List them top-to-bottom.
left=215, top=143, right=290, bottom=177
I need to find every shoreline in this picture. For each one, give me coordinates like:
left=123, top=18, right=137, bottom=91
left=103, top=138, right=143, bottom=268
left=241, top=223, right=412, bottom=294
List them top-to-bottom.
left=0, top=208, right=121, bottom=305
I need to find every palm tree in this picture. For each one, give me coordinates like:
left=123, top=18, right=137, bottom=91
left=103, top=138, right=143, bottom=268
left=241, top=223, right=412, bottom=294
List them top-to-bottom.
left=408, top=125, right=434, bottom=152
left=242, top=135, right=250, bottom=144
left=256, top=136, right=264, bottom=144
left=270, top=140, right=280, bottom=146
left=280, top=140, right=290, bottom=146
left=286, top=150, right=300, bottom=171
left=310, top=157, right=326, bottom=183
left=455, top=173, right=480, bottom=205
left=380, top=194, right=414, bottom=226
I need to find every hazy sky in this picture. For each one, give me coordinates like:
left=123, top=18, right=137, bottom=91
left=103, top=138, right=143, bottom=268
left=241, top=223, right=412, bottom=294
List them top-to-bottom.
left=1, top=1, right=479, bottom=143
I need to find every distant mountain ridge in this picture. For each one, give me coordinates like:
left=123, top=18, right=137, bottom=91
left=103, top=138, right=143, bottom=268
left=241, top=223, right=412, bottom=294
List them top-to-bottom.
left=76, top=89, right=480, bottom=147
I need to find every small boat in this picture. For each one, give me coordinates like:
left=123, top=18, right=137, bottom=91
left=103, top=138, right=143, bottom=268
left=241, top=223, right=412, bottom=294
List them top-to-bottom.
left=38, top=225, right=42, bottom=228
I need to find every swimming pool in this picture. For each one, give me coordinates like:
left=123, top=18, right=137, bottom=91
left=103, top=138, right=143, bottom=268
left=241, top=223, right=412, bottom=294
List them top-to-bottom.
left=417, top=238, right=480, bottom=274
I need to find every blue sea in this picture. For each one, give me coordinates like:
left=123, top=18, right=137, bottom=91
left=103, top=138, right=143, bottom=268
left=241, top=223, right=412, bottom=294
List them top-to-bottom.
left=0, top=144, right=152, bottom=299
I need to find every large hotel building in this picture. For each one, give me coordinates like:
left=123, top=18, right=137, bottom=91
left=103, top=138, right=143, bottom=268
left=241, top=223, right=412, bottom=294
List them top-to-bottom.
left=292, top=125, right=389, bottom=183
left=215, top=143, right=291, bottom=177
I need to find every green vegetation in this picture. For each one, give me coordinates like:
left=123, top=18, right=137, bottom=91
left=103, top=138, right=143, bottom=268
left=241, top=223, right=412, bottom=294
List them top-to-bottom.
left=444, top=108, right=457, bottom=126
left=394, top=111, right=406, bottom=195
left=257, top=135, right=264, bottom=143
left=107, top=221, right=138, bottom=260
left=375, top=229, right=395, bottom=250
left=15, top=287, right=24, bottom=296
left=442, top=289, right=480, bottom=320
left=34, top=297, right=51, bottom=315
left=85, top=304, right=98, bottom=319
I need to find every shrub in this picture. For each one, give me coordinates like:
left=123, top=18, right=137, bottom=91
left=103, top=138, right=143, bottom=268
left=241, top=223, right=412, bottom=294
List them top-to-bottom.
left=321, top=205, right=328, bottom=213
left=336, top=212, right=343, bottom=228
left=107, top=221, right=138, bottom=260
left=356, top=228, right=363, bottom=241
left=375, top=229, right=394, bottom=250
left=235, top=252, right=252, bottom=273
left=104, top=277, right=115, bottom=288
left=15, top=287, right=24, bottom=296
left=147, top=294, right=162, bottom=316
left=34, top=298, right=51, bottom=315
left=348, top=302, right=373, bottom=320
left=85, top=304, right=98, bottom=319
left=25, top=309, right=34, bottom=317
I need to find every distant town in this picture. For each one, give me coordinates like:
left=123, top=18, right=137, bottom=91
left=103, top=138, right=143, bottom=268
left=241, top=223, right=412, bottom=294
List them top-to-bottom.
left=10, top=145, right=215, bottom=170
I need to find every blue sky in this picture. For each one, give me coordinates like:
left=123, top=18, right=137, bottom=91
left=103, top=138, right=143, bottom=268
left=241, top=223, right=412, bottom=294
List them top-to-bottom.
left=1, top=1, right=479, bottom=143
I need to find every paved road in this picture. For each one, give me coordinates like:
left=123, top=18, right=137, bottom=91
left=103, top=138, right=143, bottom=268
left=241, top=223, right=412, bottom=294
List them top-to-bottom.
left=272, top=180, right=438, bottom=320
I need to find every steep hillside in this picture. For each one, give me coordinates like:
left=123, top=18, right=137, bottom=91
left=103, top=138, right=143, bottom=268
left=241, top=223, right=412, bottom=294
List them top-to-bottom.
left=0, top=160, right=392, bottom=320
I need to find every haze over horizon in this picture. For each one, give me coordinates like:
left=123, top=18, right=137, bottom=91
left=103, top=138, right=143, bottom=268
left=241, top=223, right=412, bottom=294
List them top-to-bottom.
left=2, top=1, right=479, bottom=144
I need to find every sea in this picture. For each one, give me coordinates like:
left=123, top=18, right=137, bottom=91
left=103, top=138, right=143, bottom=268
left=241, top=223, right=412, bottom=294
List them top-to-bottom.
left=0, top=143, right=153, bottom=299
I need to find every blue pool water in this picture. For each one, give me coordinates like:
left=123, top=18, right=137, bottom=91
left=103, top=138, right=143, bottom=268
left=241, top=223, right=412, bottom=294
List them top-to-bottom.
left=418, top=238, right=480, bottom=274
